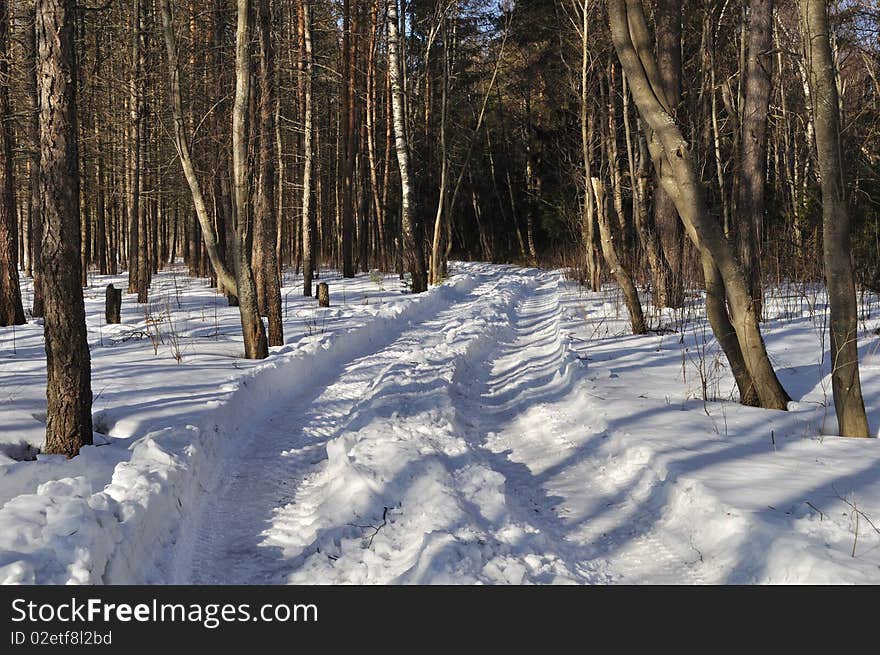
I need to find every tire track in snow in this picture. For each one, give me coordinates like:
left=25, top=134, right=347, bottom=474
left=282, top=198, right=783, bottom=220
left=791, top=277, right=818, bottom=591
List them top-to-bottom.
left=172, top=268, right=534, bottom=584
left=270, top=270, right=608, bottom=584
left=450, top=275, right=613, bottom=583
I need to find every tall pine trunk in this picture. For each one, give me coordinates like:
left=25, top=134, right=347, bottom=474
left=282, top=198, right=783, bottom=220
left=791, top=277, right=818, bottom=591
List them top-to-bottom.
left=0, top=0, right=25, bottom=326
left=37, top=0, right=93, bottom=456
left=302, top=0, right=315, bottom=296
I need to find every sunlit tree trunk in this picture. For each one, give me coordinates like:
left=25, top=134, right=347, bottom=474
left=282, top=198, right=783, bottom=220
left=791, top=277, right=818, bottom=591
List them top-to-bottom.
left=233, top=0, right=269, bottom=358
left=302, top=0, right=316, bottom=296
left=387, top=0, right=427, bottom=292
left=608, top=0, right=788, bottom=410
left=800, top=0, right=870, bottom=437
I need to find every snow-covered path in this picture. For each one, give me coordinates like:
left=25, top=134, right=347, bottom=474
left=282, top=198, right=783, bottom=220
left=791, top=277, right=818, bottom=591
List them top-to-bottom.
left=173, top=268, right=610, bottom=584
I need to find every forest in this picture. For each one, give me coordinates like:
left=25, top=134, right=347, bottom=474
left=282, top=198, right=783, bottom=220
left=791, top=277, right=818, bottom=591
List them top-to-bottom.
left=2, top=0, right=880, bottom=586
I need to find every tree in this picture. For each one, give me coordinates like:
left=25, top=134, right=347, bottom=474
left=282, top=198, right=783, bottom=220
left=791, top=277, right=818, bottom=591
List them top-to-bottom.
left=0, top=0, right=25, bottom=327
left=37, top=0, right=93, bottom=456
left=127, top=0, right=146, bottom=301
left=159, top=0, right=237, bottom=294
left=232, top=0, right=269, bottom=358
left=255, top=0, right=283, bottom=346
left=302, top=0, right=316, bottom=297
left=341, top=0, right=356, bottom=277
left=388, top=0, right=428, bottom=293
left=608, top=0, right=789, bottom=410
left=651, top=0, right=685, bottom=308
left=737, top=0, right=773, bottom=319
left=800, top=0, right=869, bottom=437
left=23, top=6, right=44, bottom=317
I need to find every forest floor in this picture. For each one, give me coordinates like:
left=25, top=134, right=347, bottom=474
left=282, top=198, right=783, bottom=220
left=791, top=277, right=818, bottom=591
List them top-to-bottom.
left=2, top=262, right=880, bottom=584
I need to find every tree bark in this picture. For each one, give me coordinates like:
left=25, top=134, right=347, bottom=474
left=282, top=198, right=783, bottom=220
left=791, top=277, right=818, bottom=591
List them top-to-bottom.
left=0, top=0, right=25, bottom=326
left=37, top=0, right=93, bottom=456
left=127, top=0, right=142, bottom=297
left=233, top=0, right=269, bottom=359
left=255, top=0, right=283, bottom=345
left=302, top=0, right=316, bottom=296
left=341, top=0, right=356, bottom=277
left=387, top=0, right=427, bottom=292
left=652, top=0, right=685, bottom=308
left=737, top=0, right=773, bottom=319
left=800, top=0, right=870, bottom=437
left=25, top=6, right=44, bottom=316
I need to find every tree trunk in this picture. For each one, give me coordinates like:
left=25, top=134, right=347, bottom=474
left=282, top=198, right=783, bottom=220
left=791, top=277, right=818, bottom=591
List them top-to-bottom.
left=0, top=0, right=25, bottom=326
left=37, top=0, right=93, bottom=456
left=127, top=0, right=142, bottom=296
left=136, top=0, right=149, bottom=303
left=233, top=0, right=269, bottom=359
left=255, top=0, right=283, bottom=345
left=302, top=0, right=315, bottom=297
left=341, top=0, right=355, bottom=277
left=365, top=0, right=386, bottom=270
left=387, top=0, right=427, bottom=293
left=652, top=0, right=685, bottom=308
left=737, top=0, right=773, bottom=319
left=800, top=0, right=870, bottom=437
left=579, top=3, right=601, bottom=291
left=25, top=7, right=44, bottom=316
left=429, top=18, right=449, bottom=286
left=595, top=64, right=646, bottom=335
left=94, top=121, right=108, bottom=275
left=593, top=177, right=647, bottom=335
left=105, top=283, right=121, bottom=324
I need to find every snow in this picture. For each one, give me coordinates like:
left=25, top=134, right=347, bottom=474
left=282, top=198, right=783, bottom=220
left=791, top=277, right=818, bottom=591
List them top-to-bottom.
left=1, top=262, right=880, bottom=584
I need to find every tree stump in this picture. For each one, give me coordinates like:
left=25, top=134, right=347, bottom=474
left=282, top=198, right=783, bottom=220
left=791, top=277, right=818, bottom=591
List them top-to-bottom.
left=317, top=282, right=330, bottom=307
left=105, top=284, right=122, bottom=324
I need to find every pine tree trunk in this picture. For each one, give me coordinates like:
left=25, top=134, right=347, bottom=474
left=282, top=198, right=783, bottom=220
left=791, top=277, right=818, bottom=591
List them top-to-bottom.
left=0, top=0, right=25, bottom=326
left=37, top=0, right=93, bottom=457
left=128, top=0, right=142, bottom=296
left=136, top=0, right=148, bottom=304
left=302, top=0, right=315, bottom=296
left=341, top=0, right=355, bottom=277
left=25, top=7, right=44, bottom=316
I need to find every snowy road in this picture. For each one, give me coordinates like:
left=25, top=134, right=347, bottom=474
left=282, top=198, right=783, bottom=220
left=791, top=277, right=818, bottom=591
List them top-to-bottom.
left=173, top=267, right=610, bottom=583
